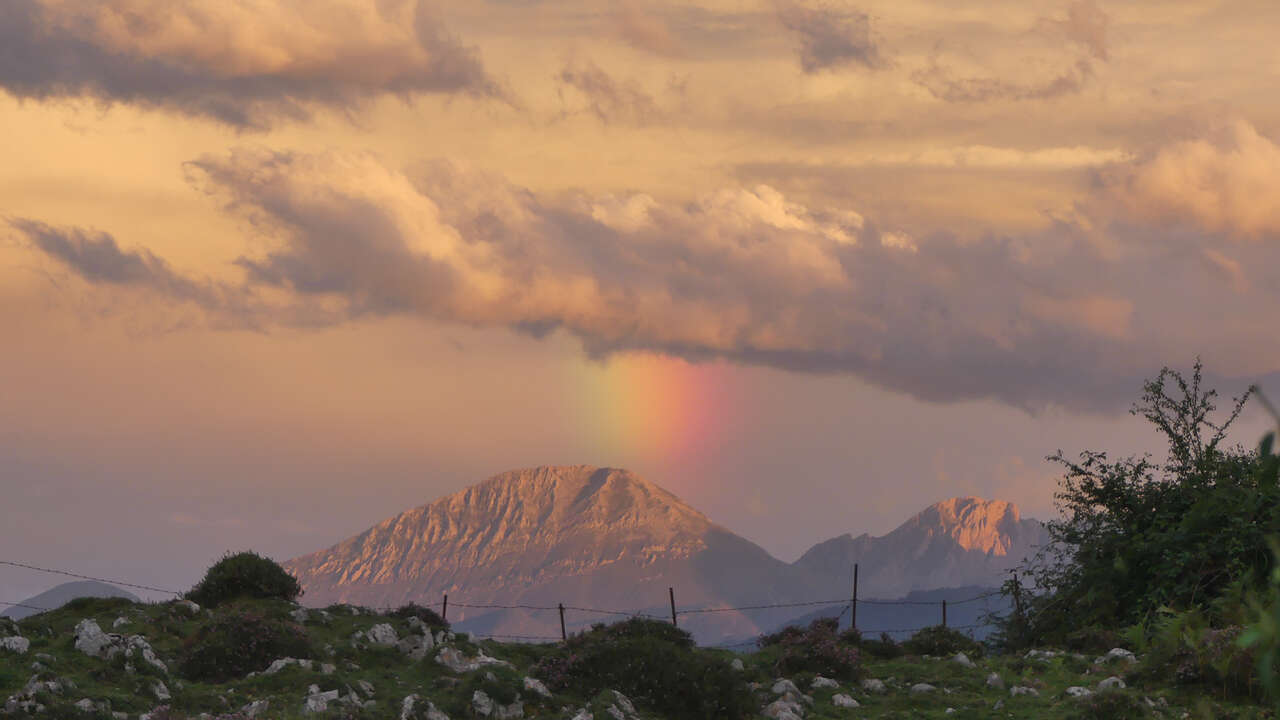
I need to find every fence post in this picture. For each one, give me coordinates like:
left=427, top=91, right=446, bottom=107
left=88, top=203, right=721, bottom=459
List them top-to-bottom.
left=851, top=563, right=859, bottom=632
left=669, top=587, right=677, bottom=626
left=442, top=594, right=448, bottom=622
left=942, top=599, right=947, bottom=628
left=558, top=603, right=567, bottom=641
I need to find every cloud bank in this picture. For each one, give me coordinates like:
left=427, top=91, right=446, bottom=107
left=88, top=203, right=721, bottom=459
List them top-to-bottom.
left=0, top=0, right=500, bottom=128
left=776, top=2, right=885, bottom=73
left=17, top=124, right=1280, bottom=411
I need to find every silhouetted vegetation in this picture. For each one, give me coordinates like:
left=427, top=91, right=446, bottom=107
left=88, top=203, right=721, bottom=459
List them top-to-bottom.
left=186, top=551, right=301, bottom=609
left=178, top=606, right=311, bottom=683
left=759, top=617, right=864, bottom=680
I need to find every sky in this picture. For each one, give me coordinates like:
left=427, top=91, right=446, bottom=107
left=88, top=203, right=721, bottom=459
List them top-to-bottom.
left=3, top=0, right=1280, bottom=603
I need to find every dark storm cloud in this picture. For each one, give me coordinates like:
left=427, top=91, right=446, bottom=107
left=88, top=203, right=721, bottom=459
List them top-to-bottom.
left=0, top=0, right=502, bottom=130
left=775, top=2, right=886, bottom=73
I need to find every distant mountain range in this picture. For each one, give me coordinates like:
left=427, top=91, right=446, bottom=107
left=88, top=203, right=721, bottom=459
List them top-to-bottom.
left=285, top=466, right=1048, bottom=643
left=1, top=581, right=140, bottom=620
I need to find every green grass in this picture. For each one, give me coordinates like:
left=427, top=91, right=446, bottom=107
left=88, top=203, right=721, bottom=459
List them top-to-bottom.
left=0, top=598, right=1271, bottom=719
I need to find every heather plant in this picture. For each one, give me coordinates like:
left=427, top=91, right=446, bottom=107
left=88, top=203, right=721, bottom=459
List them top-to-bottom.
left=186, top=551, right=301, bottom=608
left=759, top=618, right=863, bottom=680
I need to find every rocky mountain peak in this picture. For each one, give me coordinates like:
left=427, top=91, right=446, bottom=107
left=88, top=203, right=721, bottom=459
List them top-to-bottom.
left=896, top=497, right=1026, bottom=556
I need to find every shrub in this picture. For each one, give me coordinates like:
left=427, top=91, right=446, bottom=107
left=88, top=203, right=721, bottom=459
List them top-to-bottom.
left=187, top=551, right=301, bottom=608
left=389, top=603, right=449, bottom=631
left=178, top=606, right=311, bottom=683
left=532, top=618, right=750, bottom=720
left=759, top=618, right=863, bottom=680
left=902, top=625, right=983, bottom=658
left=860, top=632, right=904, bottom=660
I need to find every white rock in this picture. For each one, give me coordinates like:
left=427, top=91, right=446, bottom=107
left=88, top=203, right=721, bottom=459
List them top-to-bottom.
left=176, top=600, right=200, bottom=615
left=291, top=608, right=309, bottom=623
left=112, top=617, right=129, bottom=629
left=74, top=619, right=122, bottom=659
left=366, top=623, right=399, bottom=646
left=398, top=633, right=435, bottom=661
left=125, top=636, right=167, bottom=674
left=0, top=637, right=29, bottom=654
left=434, top=646, right=512, bottom=673
left=1096, top=648, right=1138, bottom=665
left=1024, top=649, right=1058, bottom=661
left=952, top=652, right=975, bottom=668
left=264, top=658, right=301, bottom=675
left=730, top=658, right=744, bottom=671
left=321, top=663, right=336, bottom=675
left=985, top=672, right=1004, bottom=689
left=811, top=676, right=838, bottom=689
left=1098, top=676, right=1126, bottom=691
left=523, top=677, right=551, bottom=698
left=861, top=678, right=887, bottom=694
left=772, top=679, right=801, bottom=696
left=357, top=680, right=375, bottom=697
left=152, top=681, right=170, bottom=701
left=910, top=683, right=936, bottom=694
left=1010, top=686, right=1039, bottom=697
left=1066, top=686, right=1093, bottom=698
left=304, top=687, right=340, bottom=713
left=471, top=690, right=523, bottom=719
left=610, top=691, right=635, bottom=716
left=832, top=693, right=859, bottom=708
left=74, top=698, right=94, bottom=711
left=762, top=699, right=803, bottom=720
left=241, top=700, right=269, bottom=718
left=945, top=709, right=956, bottom=714
left=571, top=711, right=593, bottom=720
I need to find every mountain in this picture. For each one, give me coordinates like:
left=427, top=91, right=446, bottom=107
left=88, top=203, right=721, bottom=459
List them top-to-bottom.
left=285, top=466, right=826, bottom=643
left=793, top=497, right=1049, bottom=600
left=1, top=581, right=140, bottom=620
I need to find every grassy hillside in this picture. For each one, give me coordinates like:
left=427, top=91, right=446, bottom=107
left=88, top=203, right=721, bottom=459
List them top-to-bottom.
left=0, top=595, right=1270, bottom=719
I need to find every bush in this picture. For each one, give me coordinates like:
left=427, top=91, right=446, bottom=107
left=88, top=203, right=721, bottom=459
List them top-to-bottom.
left=187, top=551, right=301, bottom=608
left=389, top=603, right=449, bottom=631
left=178, top=606, right=311, bottom=683
left=532, top=618, right=750, bottom=720
left=759, top=618, right=863, bottom=680
left=902, top=625, right=983, bottom=658
left=860, top=632, right=904, bottom=660
left=1066, top=690, right=1153, bottom=720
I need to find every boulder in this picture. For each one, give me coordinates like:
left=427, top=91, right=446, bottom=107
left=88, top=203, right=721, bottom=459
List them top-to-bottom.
left=112, top=617, right=129, bottom=629
left=73, top=619, right=122, bottom=659
left=366, top=623, right=399, bottom=646
left=398, top=632, right=435, bottom=661
left=125, top=635, right=167, bottom=674
left=0, top=637, right=29, bottom=654
left=435, top=646, right=512, bottom=673
left=1096, top=648, right=1138, bottom=665
left=952, top=652, right=975, bottom=668
left=985, top=672, right=1004, bottom=690
left=810, top=676, right=838, bottom=689
left=1097, top=676, right=1126, bottom=691
left=522, top=677, right=551, bottom=698
left=861, top=678, right=887, bottom=694
left=152, top=681, right=170, bottom=701
left=910, top=683, right=936, bottom=694
left=303, top=685, right=340, bottom=713
left=1010, top=686, right=1039, bottom=697
left=1065, top=686, right=1093, bottom=698
left=472, top=690, right=523, bottom=719
left=832, top=693, right=859, bottom=708
left=762, top=699, right=804, bottom=720
left=241, top=700, right=269, bottom=718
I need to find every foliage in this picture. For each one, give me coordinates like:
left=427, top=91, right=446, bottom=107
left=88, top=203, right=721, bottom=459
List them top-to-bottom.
left=1006, top=362, right=1280, bottom=645
left=1240, top=537, right=1280, bottom=711
left=186, top=551, right=302, bottom=608
left=388, top=603, right=449, bottom=631
left=177, top=606, right=311, bottom=683
left=1127, top=607, right=1257, bottom=700
left=531, top=618, right=751, bottom=720
left=758, top=618, right=863, bottom=680
left=901, top=625, right=983, bottom=659
left=859, top=632, right=905, bottom=660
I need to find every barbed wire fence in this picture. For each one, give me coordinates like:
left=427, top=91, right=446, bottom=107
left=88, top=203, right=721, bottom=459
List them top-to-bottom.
left=1, top=558, right=1013, bottom=648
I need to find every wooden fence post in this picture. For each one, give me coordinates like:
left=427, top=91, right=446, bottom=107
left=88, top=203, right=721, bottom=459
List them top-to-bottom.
left=851, top=563, right=859, bottom=631
left=669, top=587, right=677, bottom=626
left=442, top=594, right=448, bottom=622
left=942, top=599, right=947, bottom=628
left=559, top=603, right=567, bottom=641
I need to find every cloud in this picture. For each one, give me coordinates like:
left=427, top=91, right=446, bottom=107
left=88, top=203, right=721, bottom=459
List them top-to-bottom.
left=0, top=0, right=502, bottom=129
left=913, top=0, right=1108, bottom=103
left=612, top=2, right=684, bottom=57
left=776, top=2, right=885, bottom=73
left=557, top=60, right=665, bottom=125
left=1096, top=120, right=1280, bottom=239
left=21, top=143, right=1280, bottom=412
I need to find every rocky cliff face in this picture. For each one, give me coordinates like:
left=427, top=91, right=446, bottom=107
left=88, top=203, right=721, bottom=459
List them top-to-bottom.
left=285, top=466, right=822, bottom=642
left=792, top=497, right=1049, bottom=599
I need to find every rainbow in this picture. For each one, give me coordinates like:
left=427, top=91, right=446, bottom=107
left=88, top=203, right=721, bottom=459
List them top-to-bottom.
left=571, top=352, right=740, bottom=464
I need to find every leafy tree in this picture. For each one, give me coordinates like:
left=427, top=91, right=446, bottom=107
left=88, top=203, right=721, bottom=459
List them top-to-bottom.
left=1008, top=361, right=1280, bottom=644
left=187, top=551, right=302, bottom=608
